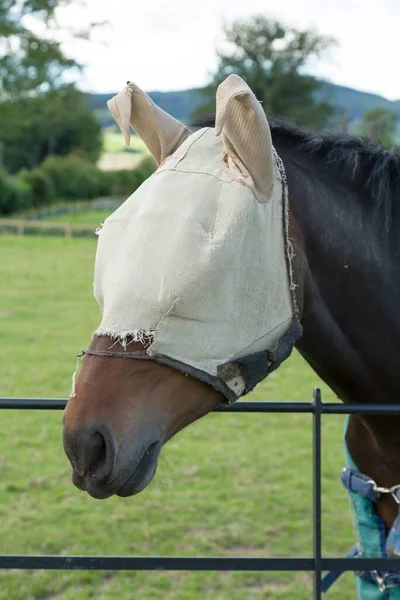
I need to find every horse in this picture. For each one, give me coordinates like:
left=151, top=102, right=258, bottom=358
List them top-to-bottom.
left=62, top=74, right=400, bottom=596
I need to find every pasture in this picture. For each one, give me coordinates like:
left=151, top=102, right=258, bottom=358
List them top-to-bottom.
left=102, top=128, right=147, bottom=154
left=97, top=129, right=148, bottom=172
left=0, top=235, right=357, bottom=599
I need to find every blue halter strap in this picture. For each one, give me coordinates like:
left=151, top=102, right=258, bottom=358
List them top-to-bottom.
left=321, top=417, right=400, bottom=598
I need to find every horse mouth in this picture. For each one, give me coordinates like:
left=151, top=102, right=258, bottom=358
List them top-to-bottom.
left=72, top=440, right=161, bottom=499
left=116, top=441, right=161, bottom=497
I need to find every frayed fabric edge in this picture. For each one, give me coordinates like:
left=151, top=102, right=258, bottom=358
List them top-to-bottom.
left=91, top=299, right=176, bottom=352
left=92, top=328, right=155, bottom=349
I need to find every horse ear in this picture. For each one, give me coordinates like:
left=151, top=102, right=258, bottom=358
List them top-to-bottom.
left=215, top=74, right=275, bottom=203
left=107, top=81, right=191, bottom=165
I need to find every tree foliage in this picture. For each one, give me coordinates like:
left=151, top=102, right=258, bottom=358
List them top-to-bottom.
left=0, top=0, right=85, bottom=94
left=0, top=0, right=103, bottom=172
left=195, top=16, right=336, bottom=130
left=0, top=85, right=102, bottom=173
left=360, top=108, right=398, bottom=149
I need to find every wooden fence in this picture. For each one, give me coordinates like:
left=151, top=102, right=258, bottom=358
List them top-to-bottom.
left=0, top=218, right=98, bottom=238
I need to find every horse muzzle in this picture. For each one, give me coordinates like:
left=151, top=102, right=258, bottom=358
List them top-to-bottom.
left=63, top=423, right=162, bottom=499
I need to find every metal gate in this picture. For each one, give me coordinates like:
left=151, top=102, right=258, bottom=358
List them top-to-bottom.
left=1, top=389, right=400, bottom=599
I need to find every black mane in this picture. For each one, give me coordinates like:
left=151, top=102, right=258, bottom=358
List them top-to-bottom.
left=191, top=115, right=400, bottom=229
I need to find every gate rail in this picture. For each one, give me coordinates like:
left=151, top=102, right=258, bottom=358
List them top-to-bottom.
left=2, top=390, right=400, bottom=599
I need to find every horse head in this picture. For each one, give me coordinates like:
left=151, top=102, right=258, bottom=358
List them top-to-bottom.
left=62, top=75, right=301, bottom=499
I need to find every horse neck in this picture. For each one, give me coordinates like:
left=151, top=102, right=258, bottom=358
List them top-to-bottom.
left=279, top=145, right=400, bottom=526
left=282, top=148, right=400, bottom=405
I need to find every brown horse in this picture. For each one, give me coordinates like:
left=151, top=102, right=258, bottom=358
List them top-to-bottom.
left=63, top=74, right=400, bottom=548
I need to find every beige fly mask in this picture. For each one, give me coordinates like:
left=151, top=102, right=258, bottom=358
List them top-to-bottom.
left=93, top=74, right=301, bottom=403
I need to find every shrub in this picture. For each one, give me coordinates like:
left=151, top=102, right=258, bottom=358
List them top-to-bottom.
left=0, top=150, right=157, bottom=215
left=40, top=154, right=102, bottom=201
left=135, top=154, right=157, bottom=182
left=98, top=155, right=156, bottom=197
left=19, top=168, right=56, bottom=207
left=102, top=169, right=140, bottom=197
left=0, top=171, right=32, bottom=215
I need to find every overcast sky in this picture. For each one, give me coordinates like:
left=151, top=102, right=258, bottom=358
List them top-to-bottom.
left=56, top=0, right=399, bottom=99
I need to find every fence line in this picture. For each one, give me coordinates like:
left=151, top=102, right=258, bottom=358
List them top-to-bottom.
left=20, top=197, right=123, bottom=221
left=0, top=218, right=98, bottom=238
left=2, top=391, right=400, bottom=600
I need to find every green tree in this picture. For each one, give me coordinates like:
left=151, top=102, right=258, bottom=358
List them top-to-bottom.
left=0, top=0, right=84, bottom=94
left=0, top=1, right=103, bottom=172
left=195, top=16, right=336, bottom=130
left=0, top=85, right=102, bottom=173
left=360, top=108, right=398, bottom=149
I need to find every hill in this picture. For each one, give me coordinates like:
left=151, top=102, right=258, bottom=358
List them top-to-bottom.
left=88, top=81, right=400, bottom=129
left=322, top=81, right=400, bottom=120
left=88, top=89, right=202, bottom=128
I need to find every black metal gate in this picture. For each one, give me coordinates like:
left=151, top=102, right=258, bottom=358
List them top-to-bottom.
left=1, top=389, right=400, bottom=599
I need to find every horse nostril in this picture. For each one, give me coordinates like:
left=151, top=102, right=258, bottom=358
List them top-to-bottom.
left=64, top=426, right=115, bottom=483
left=90, top=431, right=107, bottom=476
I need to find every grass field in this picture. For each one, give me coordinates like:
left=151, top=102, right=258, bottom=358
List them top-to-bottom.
left=102, top=128, right=147, bottom=154
left=98, top=129, right=148, bottom=172
left=97, top=153, right=143, bottom=172
left=0, top=235, right=358, bottom=599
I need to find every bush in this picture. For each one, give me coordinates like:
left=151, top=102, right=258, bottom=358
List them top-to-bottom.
left=0, top=150, right=157, bottom=215
left=40, top=154, right=102, bottom=201
left=97, top=154, right=156, bottom=197
left=135, top=154, right=157, bottom=182
left=19, top=168, right=56, bottom=207
left=101, top=169, right=140, bottom=197
left=0, top=171, right=33, bottom=215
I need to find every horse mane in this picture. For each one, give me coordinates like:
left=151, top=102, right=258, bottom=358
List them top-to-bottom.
left=191, top=115, right=400, bottom=230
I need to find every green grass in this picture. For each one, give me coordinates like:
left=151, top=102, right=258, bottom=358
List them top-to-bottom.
left=98, top=128, right=148, bottom=171
left=102, top=128, right=147, bottom=154
left=44, top=210, right=111, bottom=225
left=0, top=235, right=357, bottom=599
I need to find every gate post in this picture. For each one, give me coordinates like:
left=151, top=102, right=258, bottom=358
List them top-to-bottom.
left=313, top=388, right=322, bottom=599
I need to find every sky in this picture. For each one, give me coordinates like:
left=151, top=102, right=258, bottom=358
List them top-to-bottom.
left=54, top=0, right=400, bottom=100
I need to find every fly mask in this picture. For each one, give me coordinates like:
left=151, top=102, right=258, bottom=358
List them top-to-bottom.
left=92, top=74, right=302, bottom=403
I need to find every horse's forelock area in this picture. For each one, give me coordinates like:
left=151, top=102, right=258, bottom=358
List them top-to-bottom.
left=191, top=115, right=400, bottom=232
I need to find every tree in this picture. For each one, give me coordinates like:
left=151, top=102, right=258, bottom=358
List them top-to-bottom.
left=0, top=0, right=81, bottom=94
left=0, top=1, right=103, bottom=172
left=195, top=16, right=336, bottom=130
left=0, top=85, right=102, bottom=173
left=360, top=108, right=398, bottom=149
